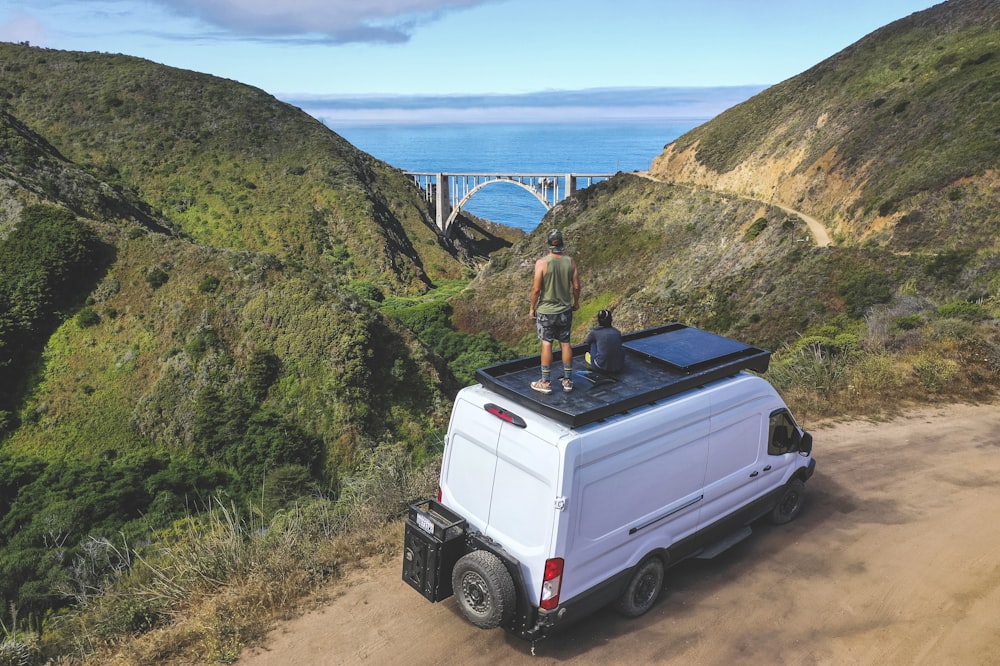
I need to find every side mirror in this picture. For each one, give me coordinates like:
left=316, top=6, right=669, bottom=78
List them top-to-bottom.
left=799, top=431, right=813, bottom=456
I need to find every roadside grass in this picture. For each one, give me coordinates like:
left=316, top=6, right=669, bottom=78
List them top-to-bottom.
left=766, top=304, right=1000, bottom=422
left=31, top=443, right=439, bottom=665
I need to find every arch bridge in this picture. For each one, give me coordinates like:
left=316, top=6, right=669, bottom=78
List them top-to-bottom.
left=406, top=172, right=613, bottom=234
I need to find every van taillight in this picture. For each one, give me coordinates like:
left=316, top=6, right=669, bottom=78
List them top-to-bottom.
left=484, top=403, right=527, bottom=428
left=437, top=487, right=442, bottom=502
left=539, top=558, right=564, bottom=610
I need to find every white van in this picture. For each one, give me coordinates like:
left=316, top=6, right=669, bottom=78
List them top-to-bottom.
left=402, top=324, right=815, bottom=640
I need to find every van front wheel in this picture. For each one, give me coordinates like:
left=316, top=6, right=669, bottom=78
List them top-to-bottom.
left=769, top=478, right=806, bottom=524
left=452, top=550, right=516, bottom=629
left=614, top=557, right=664, bottom=617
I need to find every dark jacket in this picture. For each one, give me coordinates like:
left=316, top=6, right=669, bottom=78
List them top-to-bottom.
left=584, top=325, right=624, bottom=372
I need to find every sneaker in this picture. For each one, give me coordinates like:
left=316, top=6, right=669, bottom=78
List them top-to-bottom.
left=561, top=377, right=574, bottom=392
left=531, top=380, right=553, bottom=394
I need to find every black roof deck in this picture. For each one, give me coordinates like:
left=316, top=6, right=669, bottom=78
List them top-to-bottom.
left=474, top=323, right=771, bottom=428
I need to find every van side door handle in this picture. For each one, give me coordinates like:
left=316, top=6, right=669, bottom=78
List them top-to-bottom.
left=763, top=465, right=772, bottom=472
left=749, top=471, right=759, bottom=478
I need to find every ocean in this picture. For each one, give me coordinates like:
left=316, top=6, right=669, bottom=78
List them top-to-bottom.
left=334, top=121, right=702, bottom=232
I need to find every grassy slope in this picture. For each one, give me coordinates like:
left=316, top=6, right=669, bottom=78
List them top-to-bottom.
left=650, top=0, right=1000, bottom=247
left=0, top=43, right=467, bottom=295
left=0, top=45, right=472, bottom=469
left=3, top=219, right=454, bottom=468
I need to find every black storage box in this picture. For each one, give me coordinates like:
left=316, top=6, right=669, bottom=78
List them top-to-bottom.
left=402, top=499, right=467, bottom=602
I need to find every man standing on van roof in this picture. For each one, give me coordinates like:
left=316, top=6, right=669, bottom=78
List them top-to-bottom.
left=529, top=229, right=581, bottom=394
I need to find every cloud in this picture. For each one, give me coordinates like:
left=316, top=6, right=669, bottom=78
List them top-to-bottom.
left=159, top=0, right=502, bottom=43
left=282, top=86, right=768, bottom=125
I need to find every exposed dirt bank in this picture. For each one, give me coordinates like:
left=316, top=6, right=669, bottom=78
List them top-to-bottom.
left=239, top=401, right=1000, bottom=665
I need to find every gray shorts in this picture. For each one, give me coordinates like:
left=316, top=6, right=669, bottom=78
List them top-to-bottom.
left=536, top=311, right=573, bottom=344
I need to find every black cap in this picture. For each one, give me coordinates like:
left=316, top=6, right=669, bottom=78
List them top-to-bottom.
left=547, top=229, right=564, bottom=253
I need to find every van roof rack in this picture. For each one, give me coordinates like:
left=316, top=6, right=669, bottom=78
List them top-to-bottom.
left=474, top=323, right=771, bottom=428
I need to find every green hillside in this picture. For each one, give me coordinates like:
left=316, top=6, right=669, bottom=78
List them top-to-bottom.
left=1, top=0, right=998, bottom=661
left=650, top=0, right=1000, bottom=246
left=0, top=42, right=507, bottom=637
left=0, top=43, right=473, bottom=294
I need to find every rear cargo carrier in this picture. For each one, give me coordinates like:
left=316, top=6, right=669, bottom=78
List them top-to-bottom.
left=475, top=323, right=770, bottom=427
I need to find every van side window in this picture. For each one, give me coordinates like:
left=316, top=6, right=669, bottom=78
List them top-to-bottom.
left=768, top=410, right=798, bottom=456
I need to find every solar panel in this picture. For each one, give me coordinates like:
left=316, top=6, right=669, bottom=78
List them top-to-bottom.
left=474, top=323, right=771, bottom=427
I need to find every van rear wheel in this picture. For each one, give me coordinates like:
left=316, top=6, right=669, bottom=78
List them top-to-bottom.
left=769, top=478, right=806, bottom=524
left=452, top=550, right=516, bottom=629
left=614, top=557, right=664, bottom=617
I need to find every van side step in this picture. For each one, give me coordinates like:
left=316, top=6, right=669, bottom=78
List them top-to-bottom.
left=693, top=526, right=753, bottom=559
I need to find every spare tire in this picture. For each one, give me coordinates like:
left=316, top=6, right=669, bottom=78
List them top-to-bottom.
left=452, top=550, right=516, bottom=629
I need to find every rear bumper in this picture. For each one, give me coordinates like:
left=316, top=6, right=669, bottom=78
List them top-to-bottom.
left=517, top=567, right=634, bottom=640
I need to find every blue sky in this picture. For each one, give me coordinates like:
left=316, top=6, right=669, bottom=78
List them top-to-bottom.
left=1, top=0, right=945, bottom=122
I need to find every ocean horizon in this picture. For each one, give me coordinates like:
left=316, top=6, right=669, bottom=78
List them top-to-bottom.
left=280, top=86, right=764, bottom=232
left=332, top=120, right=704, bottom=232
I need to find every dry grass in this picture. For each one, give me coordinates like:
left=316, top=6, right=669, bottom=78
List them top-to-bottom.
left=767, top=311, right=1000, bottom=424
left=37, top=445, right=439, bottom=665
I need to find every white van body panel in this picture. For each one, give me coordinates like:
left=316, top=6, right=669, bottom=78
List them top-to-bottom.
left=406, top=325, right=815, bottom=639
left=440, top=372, right=807, bottom=611
left=558, top=390, right=711, bottom=603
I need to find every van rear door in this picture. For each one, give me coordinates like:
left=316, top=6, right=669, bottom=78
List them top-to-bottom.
left=440, top=393, right=561, bottom=600
left=440, top=395, right=503, bottom=531
left=485, top=421, right=560, bottom=580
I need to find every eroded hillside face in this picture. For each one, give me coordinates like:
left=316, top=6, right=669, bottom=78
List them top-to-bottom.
left=650, top=0, right=1000, bottom=248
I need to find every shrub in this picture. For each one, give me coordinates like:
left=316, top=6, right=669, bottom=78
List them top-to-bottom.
left=744, top=217, right=768, bottom=241
left=924, top=249, right=972, bottom=283
left=145, top=266, right=169, bottom=289
left=837, top=271, right=894, bottom=317
left=198, top=275, right=221, bottom=293
left=348, top=280, right=383, bottom=303
left=936, top=301, right=987, bottom=321
left=77, top=306, right=100, bottom=328
left=892, top=314, right=923, bottom=331
left=929, top=317, right=977, bottom=340
left=185, top=327, right=219, bottom=362
left=244, top=348, right=280, bottom=402
left=847, top=353, right=903, bottom=399
left=911, top=353, right=958, bottom=391
left=262, top=465, right=314, bottom=515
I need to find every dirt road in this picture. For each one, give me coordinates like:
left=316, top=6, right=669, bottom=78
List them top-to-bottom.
left=634, top=171, right=833, bottom=248
left=772, top=203, right=833, bottom=247
left=239, top=402, right=1000, bottom=665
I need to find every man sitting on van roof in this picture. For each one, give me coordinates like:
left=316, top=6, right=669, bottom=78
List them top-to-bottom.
left=584, top=309, right=624, bottom=373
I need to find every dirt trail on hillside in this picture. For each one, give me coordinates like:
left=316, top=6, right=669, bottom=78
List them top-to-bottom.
left=634, top=171, right=833, bottom=247
left=772, top=203, right=833, bottom=247
left=239, top=402, right=1000, bottom=666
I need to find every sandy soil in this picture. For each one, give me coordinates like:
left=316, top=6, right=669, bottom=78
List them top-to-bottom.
left=772, top=203, right=833, bottom=247
left=239, top=402, right=1000, bottom=666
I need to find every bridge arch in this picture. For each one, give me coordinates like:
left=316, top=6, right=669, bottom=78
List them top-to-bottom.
left=405, top=172, right=614, bottom=235
left=445, top=178, right=551, bottom=229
